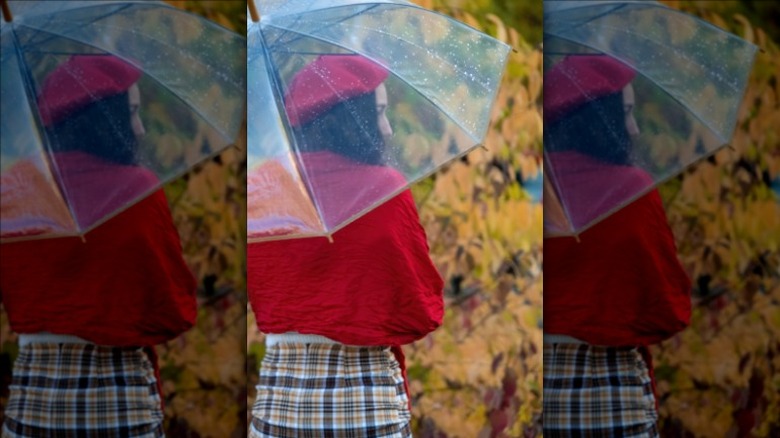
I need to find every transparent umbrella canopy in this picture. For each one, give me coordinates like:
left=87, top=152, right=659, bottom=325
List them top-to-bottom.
left=0, top=0, right=246, bottom=241
left=247, top=0, right=510, bottom=242
left=543, top=0, right=757, bottom=236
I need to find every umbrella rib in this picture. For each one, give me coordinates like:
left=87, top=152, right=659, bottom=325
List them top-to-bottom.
left=7, top=0, right=155, bottom=20
left=545, top=0, right=756, bottom=98
left=258, top=1, right=373, bottom=19
left=262, top=1, right=506, bottom=93
left=15, top=2, right=246, bottom=90
left=547, top=2, right=674, bottom=29
left=22, top=3, right=134, bottom=49
left=265, top=3, right=381, bottom=48
left=545, top=3, right=632, bottom=29
left=268, top=17, right=496, bottom=93
left=19, top=19, right=245, bottom=91
left=548, top=21, right=743, bottom=94
left=16, top=22, right=244, bottom=142
left=263, top=23, right=498, bottom=143
left=5, top=27, right=81, bottom=236
left=546, top=29, right=741, bottom=144
left=257, top=30, right=331, bottom=234
left=259, top=30, right=327, bottom=228
left=23, top=52, right=156, bottom=229
left=297, top=63, right=406, bottom=161
left=318, top=138, right=487, bottom=239
left=77, top=141, right=239, bottom=236
left=545, top=141, right=731, bottom=238
left=543, top=153, right=577, bottom=236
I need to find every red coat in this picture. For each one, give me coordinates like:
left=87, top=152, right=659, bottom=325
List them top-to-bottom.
left=0, top=152, right=197, bottom=346
left=248, top=152, right=444, bottom=404
left=248, top=152, right=444, bottom=345
left=544, top=152, right=691, bottom=346
left=247, top=190, right=443, bottom=345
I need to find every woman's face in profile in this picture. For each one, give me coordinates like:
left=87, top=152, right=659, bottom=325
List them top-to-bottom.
left=375, top=83, right=393, bottom=141
left=128, top=84, right=145, bottom=141
left=622, top=84, right=639, bottom=138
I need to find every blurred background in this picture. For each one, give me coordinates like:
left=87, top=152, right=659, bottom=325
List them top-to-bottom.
left=648, top=2, right=780, bottom=437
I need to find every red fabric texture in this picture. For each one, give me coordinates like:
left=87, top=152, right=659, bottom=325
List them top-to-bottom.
left=37, top=55, right=142, bottom=127
left=284, top=55, right=389, bottom=127
left=544, top=55, right=635, bottom=123
left=53, top=151, right=162, bottom=230
left=299, top=151, right=412, bottom=231
left=248, top=152, right=444, bottom=405
left=0, top=156, right=197, bottom=346
left=544, top=156, right=691, bottom=346
left=248, top=182, right=443, bottom=345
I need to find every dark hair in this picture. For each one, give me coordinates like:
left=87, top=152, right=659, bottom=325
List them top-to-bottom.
left=292, top=91, right=385, bottom=165
left=544, top=91, right=632, bottom=165
left=45, top=92, right=138, bottom=165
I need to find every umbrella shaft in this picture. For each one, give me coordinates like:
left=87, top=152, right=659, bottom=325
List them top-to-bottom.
left=1, top=0, right=12, bottom=23
left=248, top=0, right=260, bottom=22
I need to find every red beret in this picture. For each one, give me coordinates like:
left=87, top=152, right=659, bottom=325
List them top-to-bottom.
left=37, top=55, right=142, bottom=127
left=284, top=55, right=389, bottom=127
left=544, top=55, right=635, bottom=123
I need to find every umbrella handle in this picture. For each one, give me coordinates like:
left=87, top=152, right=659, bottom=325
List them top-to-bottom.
left=1, top=0, right=12, bottom=23
left=248, top=0, right=259, bottom=23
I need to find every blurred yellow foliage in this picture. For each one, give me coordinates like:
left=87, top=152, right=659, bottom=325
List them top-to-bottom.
left=157, top=2, right=247, bottom=437
left=655, top=3, right=780, bottom=436
left=404, top=7, right=544, bottom=436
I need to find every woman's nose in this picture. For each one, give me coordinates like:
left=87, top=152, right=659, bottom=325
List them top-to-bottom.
left=133, top=115, right=146, bottom=138
left=379, top=115, right=393, bottom=137
left=625, top=115, right=639, bottom=137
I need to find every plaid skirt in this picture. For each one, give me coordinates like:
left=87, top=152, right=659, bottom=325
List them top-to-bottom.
left=2, top=343, right=163, bottom=438
left=250, top=343, right=411, bottom=438
left=543, top=343, right=659, bottom=438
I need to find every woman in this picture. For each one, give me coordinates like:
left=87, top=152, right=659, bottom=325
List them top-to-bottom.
left=0, top=55, right=196, bottom=437
left=248, top=55, right=444, bottom=437
left=542, top=55, right=692, bottom=437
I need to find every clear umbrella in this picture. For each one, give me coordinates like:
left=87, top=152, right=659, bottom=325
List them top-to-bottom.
left=0, top=0, right=245, bottom=241
left=247, top=0, right=510, bottom=242
left=543, top=0, right=757, bottom=236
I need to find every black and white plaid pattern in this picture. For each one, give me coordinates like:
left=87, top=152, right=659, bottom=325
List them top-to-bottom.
left=2, top=343, right=163, bottom=437
left=250, top=343, right=411, bottom=438
left=543, top=343, right=659, bottom=438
